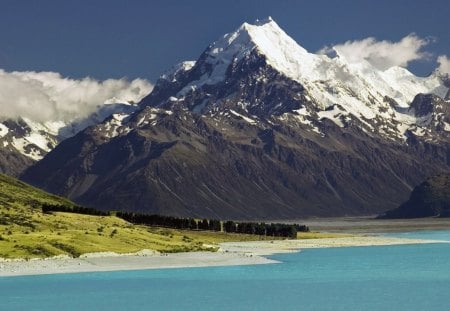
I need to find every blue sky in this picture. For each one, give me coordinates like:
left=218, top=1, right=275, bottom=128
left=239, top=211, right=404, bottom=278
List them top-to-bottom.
left=0, top=0, right=449, bottom=82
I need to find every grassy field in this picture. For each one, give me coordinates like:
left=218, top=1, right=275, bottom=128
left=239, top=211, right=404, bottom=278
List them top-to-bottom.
left=0, top=174, right=282, bottom=259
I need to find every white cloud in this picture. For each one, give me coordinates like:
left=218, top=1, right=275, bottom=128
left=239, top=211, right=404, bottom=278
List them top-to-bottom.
left=320, top=34, right=431, bottom=70
left=437, top=55, right=450, bottom=75
left=0, top=69, right=153, bottom=122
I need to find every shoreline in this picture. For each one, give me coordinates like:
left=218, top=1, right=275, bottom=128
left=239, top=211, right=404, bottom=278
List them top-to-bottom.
left=294, top=216, right=450, bottom=234
left=0, top=235, right=447, bottom=278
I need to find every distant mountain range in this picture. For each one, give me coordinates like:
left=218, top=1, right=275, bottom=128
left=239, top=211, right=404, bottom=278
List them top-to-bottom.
left=18, top=18, right=450, bottom=219
left=0, top=102, right=138, bottom=176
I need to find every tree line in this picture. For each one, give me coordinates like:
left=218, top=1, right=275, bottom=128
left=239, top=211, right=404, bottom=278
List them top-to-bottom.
left=41, top=203, right=110, bottom=216
left=41, top=203, right=309, bottom=239
left=116, top=212, right=308, bottom=238
left=116, top=212, right=222, bottom=231
left=222, top=220, right=308, bottom=238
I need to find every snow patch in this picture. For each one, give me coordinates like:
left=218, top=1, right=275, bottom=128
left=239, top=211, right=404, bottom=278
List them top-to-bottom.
left=161, top=61, right=196, bottom=82
left=293, top=107, right=310, bottom=116
left=229, top=110, right=257, bottom=124
left=318, top=110, right=345, bottom=127
left=98, top=113, right=133, bottom=139
left=444, top=122, right=450, bottom=132
left=0, top=123, right=8, bottom=138
left=412, top=127, right=426, bottom=136
left=25, top=132, right=52, bottom=151
left=11, top=138, right=42, bottom=161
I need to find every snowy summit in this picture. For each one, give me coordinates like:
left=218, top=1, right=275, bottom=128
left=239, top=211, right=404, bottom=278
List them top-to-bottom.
left=144, top=17, right=449, bottom=142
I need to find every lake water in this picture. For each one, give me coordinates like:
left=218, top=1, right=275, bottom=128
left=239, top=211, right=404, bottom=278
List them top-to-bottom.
left=1, top=230, right=450, bottom=310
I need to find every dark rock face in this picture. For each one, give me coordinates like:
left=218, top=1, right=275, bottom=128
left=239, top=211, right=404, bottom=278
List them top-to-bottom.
left=141, top=50, right=310, bottom=119
left=401, top=93, right=450, bottom=138
left=409, top=94, right=437, bottom=117
left=409, top=94, right=450, bottom=127
left=22, top=103, right=450, bottom=219
left=0, top=119, right=43, bottom=176
left=0, top=148, right=35, bottom=176
left=380, top=174, right=450, bottom=218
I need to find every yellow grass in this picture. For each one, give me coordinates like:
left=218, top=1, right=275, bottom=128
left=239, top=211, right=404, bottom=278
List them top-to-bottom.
left=0, top=174, right=335, bottom=259
left=0, top=205, right=281, bottom=259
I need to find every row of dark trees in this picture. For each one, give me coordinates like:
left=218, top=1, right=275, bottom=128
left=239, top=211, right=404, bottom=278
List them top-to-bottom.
left=41, top=204, right=110, bottom=216
left=41, top=204, right=309, bottom=239
left=116, top=212, right=308, bottom=238
left=116, top=212, right=222, bottom=231
left=223, top=221, right=308, bottom=238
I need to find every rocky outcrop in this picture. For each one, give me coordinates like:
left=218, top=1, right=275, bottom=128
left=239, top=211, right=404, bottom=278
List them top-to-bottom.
left=379, top=174, right=450, bottom=218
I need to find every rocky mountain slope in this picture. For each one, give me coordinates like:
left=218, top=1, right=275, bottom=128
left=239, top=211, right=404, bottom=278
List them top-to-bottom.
left=22, top=18, right=450, bottom=219
left=0, top=102, right=138, bottom=176
left=380, top=174, right=450, bottom=218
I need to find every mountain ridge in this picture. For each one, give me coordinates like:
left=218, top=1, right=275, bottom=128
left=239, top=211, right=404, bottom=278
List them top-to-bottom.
left=21, top=18, right=450, bottom=219
left=142, top=18, right=449, bottom=143
left=0, top=102, right=139, bottom=175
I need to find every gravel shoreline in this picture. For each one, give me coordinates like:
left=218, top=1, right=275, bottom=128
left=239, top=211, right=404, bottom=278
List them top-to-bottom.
left=0, top=235, right=446, bottom=277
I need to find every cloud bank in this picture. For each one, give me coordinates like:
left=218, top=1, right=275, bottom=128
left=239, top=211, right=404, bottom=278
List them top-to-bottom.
left=320, top=34, right=431, bottom=70
left=437, top=55, right=450, bottom=75
left=0, top=69, right=153, bottom=122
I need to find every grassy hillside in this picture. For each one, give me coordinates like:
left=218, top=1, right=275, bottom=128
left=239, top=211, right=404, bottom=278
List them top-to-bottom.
left=0, top=174, right=277, bottom=259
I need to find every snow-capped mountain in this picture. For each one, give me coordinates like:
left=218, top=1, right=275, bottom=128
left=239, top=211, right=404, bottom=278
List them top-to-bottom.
left=142, top=17, right=449, bottom=142
left=23, top=18, right=450, bottom=219
left=0, top=67, right=152, bottom=176
left=0, top=102, right=139, bottom=175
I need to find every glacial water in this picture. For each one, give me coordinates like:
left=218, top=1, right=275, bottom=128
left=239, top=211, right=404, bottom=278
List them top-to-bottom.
left=1, top=231, right=450, bottom=311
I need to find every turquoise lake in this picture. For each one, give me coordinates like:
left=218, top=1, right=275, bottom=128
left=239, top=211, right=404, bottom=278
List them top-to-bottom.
left=1, top=230, right=450, bottom=310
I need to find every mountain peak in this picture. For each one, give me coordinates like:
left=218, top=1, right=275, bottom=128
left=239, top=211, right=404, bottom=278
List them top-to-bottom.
left=239, top=16, right=279, bottom=32
left=253, top=16, right=274, bottom=26
left=143, top=17, right=448, bottom=136
left=200, top=17, right=313, bottom=86
left=243, top=17, right=308, bottom=53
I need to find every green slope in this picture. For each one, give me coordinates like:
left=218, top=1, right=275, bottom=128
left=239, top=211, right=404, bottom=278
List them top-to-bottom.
left=0, top=173, right=75, bottom=209
left=0, top=174, right=267, bottom=259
